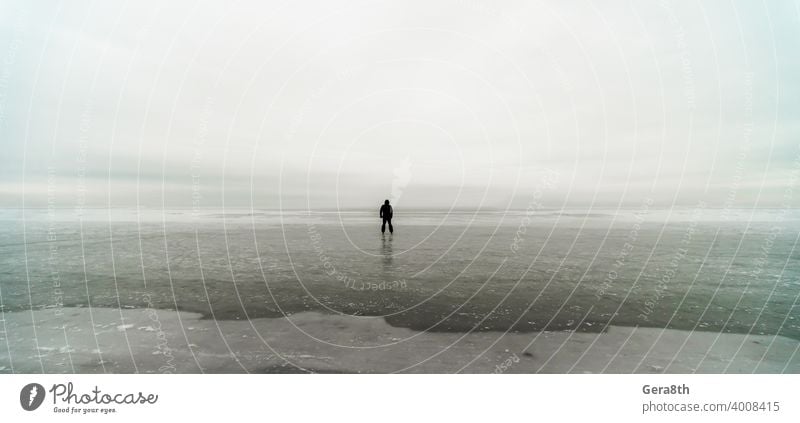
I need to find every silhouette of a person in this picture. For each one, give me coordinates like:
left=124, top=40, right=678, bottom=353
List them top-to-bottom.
left=379, top=199, right=394, bottom=234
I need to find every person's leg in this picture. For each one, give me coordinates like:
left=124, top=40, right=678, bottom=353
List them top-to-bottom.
left=381, top=218, right=386, bottom=233
left=388, top=218, right=393, bottom=233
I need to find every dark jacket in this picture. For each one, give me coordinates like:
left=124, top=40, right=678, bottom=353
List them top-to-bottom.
left=380, top=204, right=393, bottom=219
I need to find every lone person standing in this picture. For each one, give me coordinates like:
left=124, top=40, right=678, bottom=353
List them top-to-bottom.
left=379, top=199, right=394, bottom=234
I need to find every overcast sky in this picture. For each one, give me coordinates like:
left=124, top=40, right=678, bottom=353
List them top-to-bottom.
left=1, top=0, right=799, bottom=210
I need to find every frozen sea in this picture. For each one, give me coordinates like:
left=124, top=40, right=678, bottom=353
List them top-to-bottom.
left=0, top=207, right=798, bottom=373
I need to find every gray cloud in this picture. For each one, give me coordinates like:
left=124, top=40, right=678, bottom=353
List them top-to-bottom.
left=2, top=0, right=799, bottom=210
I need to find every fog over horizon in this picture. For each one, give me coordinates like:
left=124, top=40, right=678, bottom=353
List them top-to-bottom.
left=2, top=0, right=800, bottom=212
